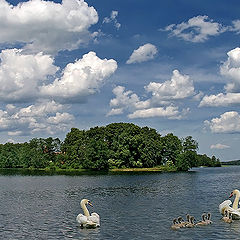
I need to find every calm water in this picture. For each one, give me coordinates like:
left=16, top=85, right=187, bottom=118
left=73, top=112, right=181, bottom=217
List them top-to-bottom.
left=0, top=166, right=240, bottom=239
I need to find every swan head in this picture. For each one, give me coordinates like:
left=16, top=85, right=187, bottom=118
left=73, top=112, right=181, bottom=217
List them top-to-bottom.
left=229, top=189, right=240, bottom=198
left=81, top=199, right=93, bottom=207
left=201, top=213, right=206, bottom=221
left=190, top=216, right=195, bottom=224
left=177, top=217, right=183, bottom=223
left=172, top=218, right=177, bottom=224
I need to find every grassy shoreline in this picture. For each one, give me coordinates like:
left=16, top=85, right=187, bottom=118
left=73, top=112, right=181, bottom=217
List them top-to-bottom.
left=0, top=165, right=178, bottom=174
left=110, top=166, right=177, bottom=172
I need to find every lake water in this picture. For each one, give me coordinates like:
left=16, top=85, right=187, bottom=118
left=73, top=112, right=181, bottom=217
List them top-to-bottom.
left=0, top=166, right=240, bottom=239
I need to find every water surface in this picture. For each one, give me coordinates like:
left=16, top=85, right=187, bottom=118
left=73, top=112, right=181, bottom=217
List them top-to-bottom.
left=0, top=166, right=239, bottom=239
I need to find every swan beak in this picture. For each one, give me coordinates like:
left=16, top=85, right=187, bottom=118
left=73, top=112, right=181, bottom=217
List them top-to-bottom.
left=229, top=192, right=233, bottom=198
left=88, top=201, right=93, bottom=207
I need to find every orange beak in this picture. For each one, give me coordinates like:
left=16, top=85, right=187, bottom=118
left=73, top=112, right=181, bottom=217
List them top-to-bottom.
left=229, top=192, right=233, bottom=198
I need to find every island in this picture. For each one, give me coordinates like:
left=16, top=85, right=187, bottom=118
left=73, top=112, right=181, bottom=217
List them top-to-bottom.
left=0, top=123, right=221, bottom=172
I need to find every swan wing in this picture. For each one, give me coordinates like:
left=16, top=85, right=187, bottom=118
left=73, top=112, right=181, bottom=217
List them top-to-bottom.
left=219, top=200, right=232, bottom=214
left=229, top=209, right=240, bottom=220
left=89, top=213, right=100, bottom=226
left=76, top=214, right=87, bottom=225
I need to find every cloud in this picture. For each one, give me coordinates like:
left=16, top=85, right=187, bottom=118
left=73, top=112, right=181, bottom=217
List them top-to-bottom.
left=0, top=0, right=98, bottom=54
left=103, top=10, right=121, bottom=30
left=165, top=15, right=227, bottom=42
left=231, top=20, right=240, bottom=34
left=126, top=43, right=158, bottom=64
left=199, top=47, right=240, bottom=107
left=220, top=47, right=240, bottom=91
left=0, top=48, right=58, bottom=102
left=0, top=49, right=117, bottom=103
left=40, top=51, right=117, bottom=102
left=108, top=69, right=194, bottom=119
left=145, top=69, right=196, bottom=101
left=109, top=86, right=150, bottom=109
left=199, top=93, right=240, bottom=107
left=0, top=100, right=74, bottom=136
left=128, top=105, right=189, bottom=119
left=107, top=107, right=124, bottom=116
left=204, top=111, right=240, bottom=133
left=210, top=143, right=230, bottom=149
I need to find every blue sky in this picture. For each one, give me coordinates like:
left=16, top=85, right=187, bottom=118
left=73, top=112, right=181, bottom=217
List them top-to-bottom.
left=0, top=0, right=240, bottom=161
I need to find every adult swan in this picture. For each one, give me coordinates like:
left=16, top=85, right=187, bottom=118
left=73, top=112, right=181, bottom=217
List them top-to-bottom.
left=219, top=189, right=240, bottom=220
left=76, top=199, right=100, bottom=228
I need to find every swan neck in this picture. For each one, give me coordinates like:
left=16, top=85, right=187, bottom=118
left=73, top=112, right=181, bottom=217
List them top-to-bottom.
left=233, top=191, right=240, bottom=209
left=81, top=202, right=90, bottom=217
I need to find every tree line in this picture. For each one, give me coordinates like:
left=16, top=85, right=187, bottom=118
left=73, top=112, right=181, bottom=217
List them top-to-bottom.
left=0, top=123, right=221, bottom=171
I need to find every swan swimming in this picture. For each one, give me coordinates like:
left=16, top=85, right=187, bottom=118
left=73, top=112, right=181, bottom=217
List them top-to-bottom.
left=219, top=189, right=240, bottom=220
left=76, top=199, right=100, bottom=228
left=222, top=210, right=233, bottom=223
left=196, top=213, right=208, bottom=226
left=171, top=218, right=180, bottom=230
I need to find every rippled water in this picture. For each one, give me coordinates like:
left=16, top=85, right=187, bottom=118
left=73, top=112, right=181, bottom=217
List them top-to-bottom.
left=0, top=166, right=240, bottom=239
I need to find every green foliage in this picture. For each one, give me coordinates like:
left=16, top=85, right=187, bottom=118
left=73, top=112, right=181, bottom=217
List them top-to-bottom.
left=0, top=123, right=221, bottom=171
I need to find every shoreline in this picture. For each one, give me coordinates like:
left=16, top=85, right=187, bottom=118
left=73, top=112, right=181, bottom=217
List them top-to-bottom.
left=0, top=165, right=178, bottom=174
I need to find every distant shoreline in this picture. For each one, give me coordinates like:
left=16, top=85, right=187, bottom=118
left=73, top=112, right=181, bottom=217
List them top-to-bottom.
left=0, top=165, right=178, bottom=174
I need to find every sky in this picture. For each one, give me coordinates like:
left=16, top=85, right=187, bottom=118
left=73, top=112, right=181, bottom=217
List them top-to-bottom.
left=0, top=0, right=240, bottom=161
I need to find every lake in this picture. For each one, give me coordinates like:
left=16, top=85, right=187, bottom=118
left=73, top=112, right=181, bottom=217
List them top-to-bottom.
left=0, top=166, right=240, bottom=239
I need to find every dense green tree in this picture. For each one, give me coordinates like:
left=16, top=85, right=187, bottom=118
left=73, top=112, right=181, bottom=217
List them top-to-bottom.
left=0, top=123, right=220, bottom=171
left=161, top=133, right=182, bottom=164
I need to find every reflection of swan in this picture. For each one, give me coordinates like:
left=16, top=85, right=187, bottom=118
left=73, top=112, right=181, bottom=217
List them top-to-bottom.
left=219, top=190, right=240, bottom=220
left=76, top=199, right=100, bottom=228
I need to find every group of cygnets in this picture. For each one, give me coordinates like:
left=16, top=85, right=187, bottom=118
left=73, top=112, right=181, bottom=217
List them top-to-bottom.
left=171, top=209, right=234, bottom=230
left=171, top=213, right=212, bottom=230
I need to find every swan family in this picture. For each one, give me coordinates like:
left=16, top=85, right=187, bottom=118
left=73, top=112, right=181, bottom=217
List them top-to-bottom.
left=77, top=189, right=239, bottom=230
left=219, top=189, right=240, bottom=220
left=76, top=199, right=100, bottom=228
left=171, top=213, right=212, bottom=230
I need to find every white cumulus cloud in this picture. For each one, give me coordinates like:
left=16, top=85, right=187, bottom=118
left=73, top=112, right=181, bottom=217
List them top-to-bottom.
left=0, top=0, right=98, bottom=53
left=165, top=15, right=227, bottom=42
left=126, top=43, right=158, bottom=64
left=200, top=47, right=240, bottom=107
left=220, top=47, right=240, bottom=91
left=0, top=48, right=58, bottom=102
left=40, top=51, right=117, bottom=102
left=107, top=69, right=195, bottom=119
left=145, top=69, right=196, bottom=101
left=199, top=93, right=240, bottom=107
left=0, top=101, right=74, bottom=136
left=128, top=105, right=189, bottom=119
left=204, top=111, right=240, bottom=133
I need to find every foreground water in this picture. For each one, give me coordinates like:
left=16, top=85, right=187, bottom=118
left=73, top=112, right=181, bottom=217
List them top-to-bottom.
left=0, top=166, right=240, bottom=239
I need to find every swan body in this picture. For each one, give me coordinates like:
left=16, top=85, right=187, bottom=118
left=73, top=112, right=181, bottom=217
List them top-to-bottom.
left=219, top=190, right=240, bottom=220
left=76, top=199, right=100, bottom=228
left=222, top=210, right=233, bottom=223
left=205, top=212, right=212, bottom=224
left=196, top=213, right=208, bottom=226
left=185, top=216, right=195, bottom=228
left=177, top=217, right=186, bottom=228
left=171, top=218, right=180, bottom=230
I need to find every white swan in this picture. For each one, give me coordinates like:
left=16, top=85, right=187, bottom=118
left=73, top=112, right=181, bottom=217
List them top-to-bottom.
left=219, top=189, right=240, bottom=220
left=76, top=199, right=100, bottom=228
